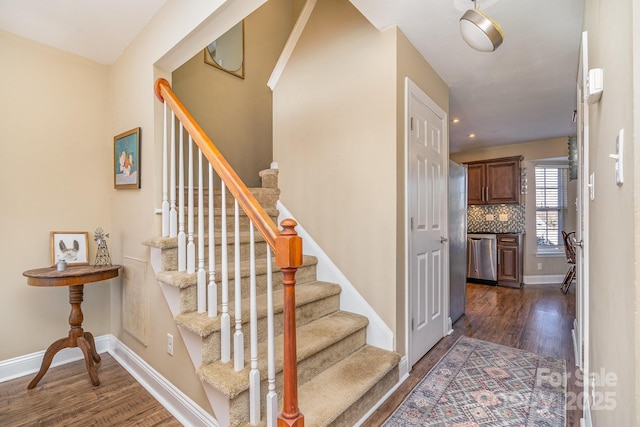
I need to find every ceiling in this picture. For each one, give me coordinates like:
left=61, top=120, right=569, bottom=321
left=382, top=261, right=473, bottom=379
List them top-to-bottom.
left=0, top=0, right=584, bottom=153
left=0, top=0, right=167, bottom=65
left=351, top=0, right=584, bottom=152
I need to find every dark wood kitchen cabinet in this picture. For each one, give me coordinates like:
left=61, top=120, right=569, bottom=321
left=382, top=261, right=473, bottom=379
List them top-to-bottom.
left=464, top=156, right=523, bottom=205
left=466, top=163, right=486, bottom=205
left=497, top=234, right=523, bottom=288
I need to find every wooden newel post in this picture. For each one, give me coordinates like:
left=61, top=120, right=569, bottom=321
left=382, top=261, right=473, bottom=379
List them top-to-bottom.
left=276, top=219, right=304, bottom=427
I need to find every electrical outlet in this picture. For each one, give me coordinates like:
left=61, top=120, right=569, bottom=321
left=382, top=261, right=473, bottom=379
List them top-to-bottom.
left=485, top=214, right=494, bottom=221
left=537, top=263, right=542, bottom=271
left=167, top=333, right=174, bottom=356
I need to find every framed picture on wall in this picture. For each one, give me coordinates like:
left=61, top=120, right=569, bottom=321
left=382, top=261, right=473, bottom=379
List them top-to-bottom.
left=114, top=127, right=141, bottom=189
left=50, top=231, right=89, bottom=266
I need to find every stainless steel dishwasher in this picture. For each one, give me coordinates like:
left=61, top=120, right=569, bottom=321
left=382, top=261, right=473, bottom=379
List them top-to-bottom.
left=467, top=234, right=497, bottom=283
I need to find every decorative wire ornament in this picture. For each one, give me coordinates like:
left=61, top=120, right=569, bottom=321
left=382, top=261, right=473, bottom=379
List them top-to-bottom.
left=93, top=228, right=112, bottom=267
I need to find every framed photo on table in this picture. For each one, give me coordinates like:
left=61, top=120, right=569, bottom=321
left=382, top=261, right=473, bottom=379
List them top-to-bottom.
left=114, top=127, right=141, bottom=189
left=50, top=231, right=89, bottom=266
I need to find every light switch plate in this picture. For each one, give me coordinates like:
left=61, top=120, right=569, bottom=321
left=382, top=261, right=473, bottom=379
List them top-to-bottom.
left=609, top=129, right=624, bottom=185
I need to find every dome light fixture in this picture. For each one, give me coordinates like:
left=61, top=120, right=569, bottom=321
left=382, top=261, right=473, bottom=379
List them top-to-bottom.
left=459, top=1, right=504, bottom=52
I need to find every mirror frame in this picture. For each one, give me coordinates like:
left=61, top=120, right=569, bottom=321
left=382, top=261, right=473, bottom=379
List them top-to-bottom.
left=204, top=21, right=245, bottom=79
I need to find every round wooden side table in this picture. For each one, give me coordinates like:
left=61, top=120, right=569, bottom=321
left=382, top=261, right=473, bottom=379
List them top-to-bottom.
left=23, top=264, right=121, bottom=389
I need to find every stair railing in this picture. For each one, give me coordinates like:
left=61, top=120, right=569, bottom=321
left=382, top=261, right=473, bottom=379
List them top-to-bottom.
left=154, top=78, right=304, bottom=427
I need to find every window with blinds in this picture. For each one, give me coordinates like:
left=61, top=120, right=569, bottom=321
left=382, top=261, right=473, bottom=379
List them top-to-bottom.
left=535, top=165, right=568, bottom=253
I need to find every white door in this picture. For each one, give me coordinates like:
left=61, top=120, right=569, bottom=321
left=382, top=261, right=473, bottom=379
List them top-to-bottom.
left=574, top=31, right=590, bottom=401
left=406, top=78, right=448, bottom=367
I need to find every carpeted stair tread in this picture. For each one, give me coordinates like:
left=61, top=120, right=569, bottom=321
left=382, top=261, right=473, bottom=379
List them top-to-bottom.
left=182, top=189, right=281, bottom=210
left=191, top=205, right=279, bottom=214
left=142, top=230, right=267, bottom=250
left=156, top=255, right=318, bottom=289
left=175, top=281, right=341, bottom=337
left=196, top=311, right=369, bottom=399
left=297, top=345, right=401, bottom=427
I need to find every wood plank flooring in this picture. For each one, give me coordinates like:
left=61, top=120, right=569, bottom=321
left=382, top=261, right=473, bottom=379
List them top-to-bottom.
left=362, top=282, right=581, bottom=427
left=1, top=283, right=578, bottom=426
left=0, top=353, right=180, bottom=426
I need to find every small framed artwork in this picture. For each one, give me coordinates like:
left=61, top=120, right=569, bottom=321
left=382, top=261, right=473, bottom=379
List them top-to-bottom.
left=114, top=127, right=141, bottom=189
left=50, top=231, right=90, bottom=266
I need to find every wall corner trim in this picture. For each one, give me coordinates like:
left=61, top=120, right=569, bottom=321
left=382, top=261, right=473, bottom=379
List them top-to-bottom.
left=267, top=0, right=317, bottom=91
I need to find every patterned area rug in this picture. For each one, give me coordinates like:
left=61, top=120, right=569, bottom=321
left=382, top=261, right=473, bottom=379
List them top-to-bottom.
left=383, top=336, right=566, bottom=426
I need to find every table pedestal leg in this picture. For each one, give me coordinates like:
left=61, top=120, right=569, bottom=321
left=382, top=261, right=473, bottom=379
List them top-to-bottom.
left=27, top=284, right=100, bottom=389
left=27, top=337, right=70, bottom=389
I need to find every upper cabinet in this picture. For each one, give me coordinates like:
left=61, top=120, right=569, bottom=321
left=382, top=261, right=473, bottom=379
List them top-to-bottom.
left=464, top=156, right=523, bottom=205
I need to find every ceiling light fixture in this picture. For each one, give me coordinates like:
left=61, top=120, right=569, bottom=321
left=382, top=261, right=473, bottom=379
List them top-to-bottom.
left=459, top=0, right=504, bottom=52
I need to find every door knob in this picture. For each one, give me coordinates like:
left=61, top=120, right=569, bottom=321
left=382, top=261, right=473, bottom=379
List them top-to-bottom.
left=440, top=236, right=448, bottom=243
left=574, top=240, right=584, bottom=248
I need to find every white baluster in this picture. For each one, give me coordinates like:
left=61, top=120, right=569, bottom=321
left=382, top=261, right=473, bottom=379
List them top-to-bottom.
left=161, top=102, right=169, bottom=237
left=169, top=111, right=177, bottom=237
left=177, top=124, right=186, bottom=272
left=187, top=135, right=195, bottom=274
left=197, top=149, right=206, bottom=313
left=208, top=164, right=217, bottom=317
left=220, top=182, right=231, bottom=363
left=234, top=199, right=244, bottom=372
left=249, top=222, right=260, bottom=424
left=266, top=246, right=278, bottom=427
left=266, top=247, right=277, bottom=427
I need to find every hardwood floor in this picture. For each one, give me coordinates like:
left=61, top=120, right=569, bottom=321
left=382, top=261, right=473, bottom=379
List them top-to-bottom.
left=362, top=282, right=581, bottom=427
left=0, top=283, right=578, bottom=426
left=0, top=353, right=180, bottom=426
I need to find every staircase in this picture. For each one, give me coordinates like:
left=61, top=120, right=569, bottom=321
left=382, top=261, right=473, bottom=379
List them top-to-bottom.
left=148, top=78, right=400, bottom=426
left=144, top=170, right=400, bottom=426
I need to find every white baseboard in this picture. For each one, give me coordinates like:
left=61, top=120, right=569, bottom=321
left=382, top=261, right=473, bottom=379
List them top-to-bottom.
left=523, top=274, right=565, bottom=285
left=0, top=334, right=217, bottom=427
left=0, top=335, right=111, bottom=383
left=107, top=335, right=217, bottom=427
left=398, top=355, right=409, bottom=380
left=352, top=358, right=410, bottom=427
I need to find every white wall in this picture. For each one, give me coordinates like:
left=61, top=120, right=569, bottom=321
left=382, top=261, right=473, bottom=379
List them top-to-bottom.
left=583, top=0, right=638, bottom=424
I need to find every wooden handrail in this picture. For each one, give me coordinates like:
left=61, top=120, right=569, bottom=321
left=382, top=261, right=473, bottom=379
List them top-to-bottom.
left=154, top=78, right=304, bottom=427
left=155, top=78, right=280, bottom=250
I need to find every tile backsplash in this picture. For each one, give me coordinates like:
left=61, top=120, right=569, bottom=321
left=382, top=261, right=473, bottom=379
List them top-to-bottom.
left=467, top=204, right=526, bottom=233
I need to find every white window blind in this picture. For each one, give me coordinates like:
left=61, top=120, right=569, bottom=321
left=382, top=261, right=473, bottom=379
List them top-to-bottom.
left=535, top=166, right=568, bottom=250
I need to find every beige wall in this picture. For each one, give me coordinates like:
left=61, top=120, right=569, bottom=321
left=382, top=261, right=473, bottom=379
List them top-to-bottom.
left=0, top=0, right=260, bottom=413
left=108, top=0, right=267, bottom=415
left=172, top=0, right=295, bottom=187
left=273, top=0, right=448, bottom=353
left=274, top=0, right=398, bottom=343
left=583, top=0, right=638, bottom=424
left=0, top=30, right=113, bottom=359
left=395, top=30, right=449, bottom=354
left=451, top=137, right=572, bottom=277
